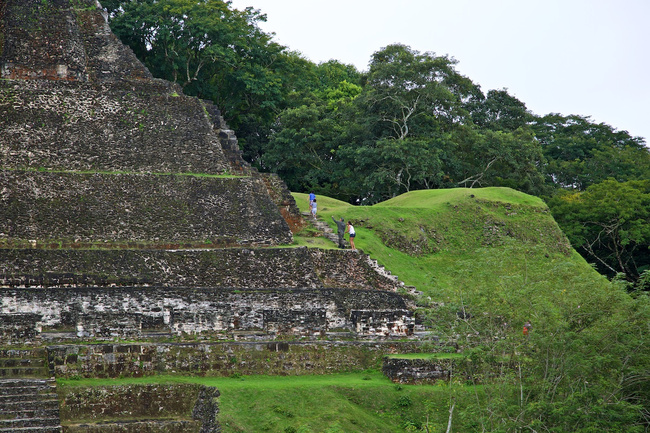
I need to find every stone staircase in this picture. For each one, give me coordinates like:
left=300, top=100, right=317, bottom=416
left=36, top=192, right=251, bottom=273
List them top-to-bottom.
left=306, top=212, right=348, bottom=248
left=306, top=213, right=421, bottom=298
left=0, top=349, right=62, bottom=433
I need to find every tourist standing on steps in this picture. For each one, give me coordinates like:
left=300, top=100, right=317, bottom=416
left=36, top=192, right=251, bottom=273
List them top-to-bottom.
left=309, top=191, right=316, bottom=210
left=311, top=198, right=317, bottom=217
left=332, top=216, right=346, bottom=248
left=346, top=221, right=356, bottom=250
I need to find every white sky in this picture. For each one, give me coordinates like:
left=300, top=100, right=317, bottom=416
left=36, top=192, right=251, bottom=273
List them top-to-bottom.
left=229, top=0, right=650, bottom=144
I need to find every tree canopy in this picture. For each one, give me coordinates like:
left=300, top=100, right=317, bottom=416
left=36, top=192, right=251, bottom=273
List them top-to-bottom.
left=550, top=179, right=650, bottom=280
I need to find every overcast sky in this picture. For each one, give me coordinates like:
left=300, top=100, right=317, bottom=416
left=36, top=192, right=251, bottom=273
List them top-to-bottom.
left=228, top=0, right=649, bottom=144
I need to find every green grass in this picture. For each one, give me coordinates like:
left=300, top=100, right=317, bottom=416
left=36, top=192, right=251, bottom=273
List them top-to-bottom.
left=376, top=187, right=547, bottom=208
left=292, top=188, right=577, bottom=301
left=290, top=225, right=340, bottom=249
left=59, top=371, right=391, bottom=390
left=59, top=372, right=482, bottom=433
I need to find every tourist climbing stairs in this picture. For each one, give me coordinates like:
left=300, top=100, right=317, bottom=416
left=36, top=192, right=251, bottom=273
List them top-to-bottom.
left=303, top=212, right=347, bottom=248
left=305, top=213, right=421, bottom=299
left=0, top=348, right=62, bottom=433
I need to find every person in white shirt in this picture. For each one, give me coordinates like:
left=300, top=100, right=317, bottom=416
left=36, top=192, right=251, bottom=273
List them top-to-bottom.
left=345, top=221, right=356, bottom=250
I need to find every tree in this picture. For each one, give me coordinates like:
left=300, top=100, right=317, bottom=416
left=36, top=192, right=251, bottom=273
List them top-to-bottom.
left=108, top=0, right=259, bottom=89
left=332, top=44, right=483, bottom=202
left=359, top=44, right=478, bottom=140
left=262, top=68, right=362, bottom=198
left=468, top=89, right=533, bottom=132
left=532, top=114, right=649, bottom=190
left=448, top=126, right=547, bottom=195
left=351, top=137, right=445, bottom=201
left=549, top=179, right=650, bottom=280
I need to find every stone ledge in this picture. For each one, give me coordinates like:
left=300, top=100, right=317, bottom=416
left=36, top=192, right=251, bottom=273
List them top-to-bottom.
left=0, top=171, right=291, bottom=246
left=0, top=248, right=400, bottom=291
left=1, top=287, right=413, bottom=341
left=48, top=341, right=425, bottom=378
left=382, top=357, right=454, bottom=384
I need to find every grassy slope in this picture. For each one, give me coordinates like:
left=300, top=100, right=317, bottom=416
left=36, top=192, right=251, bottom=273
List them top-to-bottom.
left=282, top=188, right=646, bottom=431
left=293, top=188, right=591, bottom=301
left=294, top=190, right=631, bottom=368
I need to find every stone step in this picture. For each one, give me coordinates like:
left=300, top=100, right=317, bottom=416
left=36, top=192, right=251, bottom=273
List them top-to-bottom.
left=307, top=215, right=349, bottom=249
left=0, top=349, right=47, bottom=359
left=0, top=358, right=47, bottom=368
left=0, top=367, right=50, bottom=378
left=0, top=378, right=62, bottom=432
left=0, top=378, right=55, bottom=389
left=0, top=384, right=46, bottom=395
left=0, top=392, right=58, bottom=403
left=0, top=398, right=60, bottom=412
left=0, top=407, right=60, bottom=420
left=0, top=417, right=61, bottom=428
left=63, top=420, right=200, bottom=433
left=0, top=427, right=62, bottom=433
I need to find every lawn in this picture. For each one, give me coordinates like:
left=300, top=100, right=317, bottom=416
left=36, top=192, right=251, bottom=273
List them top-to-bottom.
left=59, top=372, right=481, bottom=432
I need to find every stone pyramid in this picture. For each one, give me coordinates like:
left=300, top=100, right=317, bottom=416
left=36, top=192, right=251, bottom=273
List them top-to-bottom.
left=0, top=0, right=413, bottom=343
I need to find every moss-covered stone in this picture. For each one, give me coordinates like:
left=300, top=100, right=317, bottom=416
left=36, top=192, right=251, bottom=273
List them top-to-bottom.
left=0, top=171, right=290, bottom=246
left=48, top=341, right=424, bottom=378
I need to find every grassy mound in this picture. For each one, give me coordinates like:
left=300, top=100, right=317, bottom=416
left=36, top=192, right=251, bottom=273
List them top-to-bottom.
left=293, top=188, right=576, bottom=298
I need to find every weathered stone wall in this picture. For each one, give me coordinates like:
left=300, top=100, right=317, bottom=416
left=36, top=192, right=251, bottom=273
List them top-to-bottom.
left=0, top=0, right=295, bottom=247
left=0, top=0, right=232, bottom=174
left=1, top=0, right=88, bottom=81
left=1, top=0, right=151, bottom=82
left=0, top=2, right=6, bottom=55
left=75, top=3, right=154, bottom=83
left=0, top=80, right=231, bottom=174
left=0, top=171, right=290, bottom=246
left=260, top=173, right=306, bottom=233
left=0, top=248, right=401, bottom=291
left=1, top=287, right=412, bottom=339
left=0, top=312, right=41, bottom=341
left=48, top=341, right=423, bottom=378
left=382, top=357, right=455, bottom=384
left=59, top=383, right=220, bottom=433
left=59, top=383, right=201, bottom=421
left=63, top=422, right=201, bottom=433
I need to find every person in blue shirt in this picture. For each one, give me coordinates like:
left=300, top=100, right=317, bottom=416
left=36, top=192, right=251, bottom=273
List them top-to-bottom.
left=309, top=192, right=316, bottom=211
